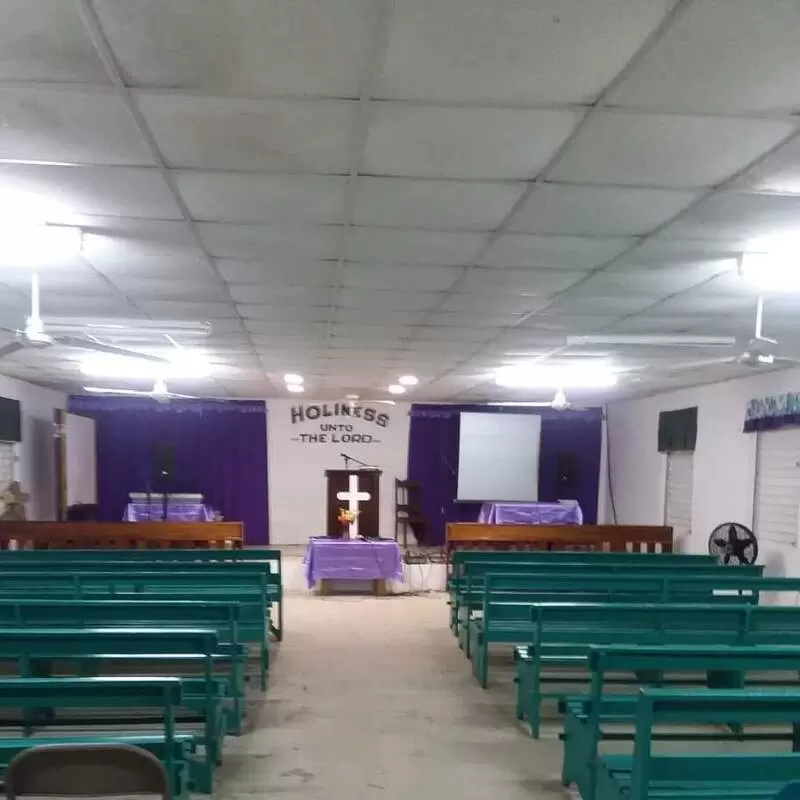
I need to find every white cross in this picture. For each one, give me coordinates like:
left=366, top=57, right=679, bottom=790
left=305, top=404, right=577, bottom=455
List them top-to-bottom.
left=337, top=473, right=371, bottom=539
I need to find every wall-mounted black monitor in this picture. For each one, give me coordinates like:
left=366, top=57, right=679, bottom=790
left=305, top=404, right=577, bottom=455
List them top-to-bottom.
left=0, top=397, right=22, bottom=443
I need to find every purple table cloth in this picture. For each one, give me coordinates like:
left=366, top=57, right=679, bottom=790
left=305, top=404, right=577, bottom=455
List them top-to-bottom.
left=123, top=502, right=215, bottom=522
left=477, top=502, right=583, bottom=525
left=304, top=538, right=404, bottom=588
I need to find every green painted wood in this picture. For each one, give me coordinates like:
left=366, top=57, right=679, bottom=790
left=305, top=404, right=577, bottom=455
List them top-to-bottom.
left=0, top=553, right=284, bottom=640
left=511, top=604, right=800, bottom=733
left=560, top=646, right=800, bottom=800
left=0, top=677, right=190, bottom=797
left=593, top=691, right=800, bottom=800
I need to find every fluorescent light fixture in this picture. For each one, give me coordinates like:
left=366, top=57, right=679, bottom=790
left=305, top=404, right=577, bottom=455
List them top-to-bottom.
left=0, top=224, right=81, bottom=267
left=740, top=249, right=800, bottom=292
left=566, top=334, right=736, bottom=347
left=80, top=352, right=210, bottom=380
left=494, top=363, right=617, bottom=389
left=284, top=373, right=304, bottom=385
left=398, top=375, right=418, bottom=386
left=287, top=384, right=304, bottom=393
left=388, top=384, right=406, bottom=395
left=345, top=394, right=359, bottom=400
left=376, top=400, right=396, bottom=406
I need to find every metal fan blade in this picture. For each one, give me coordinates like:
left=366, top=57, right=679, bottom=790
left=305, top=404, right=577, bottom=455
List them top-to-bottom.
left=54, top=336, right=169, bottom=363
left=0, top=341, right=25, bottom=360
left=774, top=356, right=800, bottom=365
left=83, top=386, right=155, bottom=396
left=167, top=392, right=196, bottom=399
left=711, top=537, right=729, bottom=549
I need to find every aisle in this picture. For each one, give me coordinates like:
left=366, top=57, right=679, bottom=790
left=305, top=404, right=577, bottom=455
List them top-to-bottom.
left=217, top=593, right=563, bottom=800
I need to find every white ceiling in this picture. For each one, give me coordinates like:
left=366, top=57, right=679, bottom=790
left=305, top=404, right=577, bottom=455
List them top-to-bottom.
left=0, top=0, right=799, bottom=401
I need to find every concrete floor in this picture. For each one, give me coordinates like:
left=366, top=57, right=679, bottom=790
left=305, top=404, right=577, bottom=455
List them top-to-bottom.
left=217, top=592, right=565, bottom=800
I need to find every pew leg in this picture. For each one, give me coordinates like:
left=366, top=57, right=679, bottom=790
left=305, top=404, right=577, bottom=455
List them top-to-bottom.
left=260, top=643, right=268, bottom=691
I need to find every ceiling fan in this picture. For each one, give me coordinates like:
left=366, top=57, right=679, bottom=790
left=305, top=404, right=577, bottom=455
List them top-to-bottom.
left=0, top=274, right=168, bottom=365
left=568, top=296, right=800, bottom=377
left=84, top=378, right=196, bottom=403
left=508, top=389, right=584, bottom=411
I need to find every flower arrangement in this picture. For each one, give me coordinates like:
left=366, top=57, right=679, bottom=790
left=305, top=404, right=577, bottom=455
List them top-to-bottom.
left=337, top=506, right=359, bottom=537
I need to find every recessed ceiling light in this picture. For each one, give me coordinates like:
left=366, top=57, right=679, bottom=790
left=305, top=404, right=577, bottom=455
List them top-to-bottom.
left=284, top=373, right=303, bottom=384
left=398, top=375, right=418, bottom=386
left=287, top=384, right=304, bottom=393
left=388, top=384, right=406, bottom=395
left=345, top=394, right=359, bottom=400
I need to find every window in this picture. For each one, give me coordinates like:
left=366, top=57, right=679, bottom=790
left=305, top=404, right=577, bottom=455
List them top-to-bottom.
left=753, top=427, right=800, bottom=547
left=664, top=451, right=694, bottom=542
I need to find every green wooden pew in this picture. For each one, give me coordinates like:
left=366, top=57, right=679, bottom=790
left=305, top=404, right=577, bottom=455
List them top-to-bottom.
left=449, top=550, right=716, bottom=580
left=0, top=551, right=284, bottom=640
left=451, top=563, right=762, bottom=638
left=459, top=570, right=766, bottom=659
left=0, top=571, right=270, bottom=689
left=0, top=598, right=257, bottom=693
left=512, top=602, right=800, bottom=735
left=0, top=628, right=226, bottom=791
left=563, top=645, right=800, bottom=800
left=0, top=677, right=192, bottom=800
left=594, top=689, right=800, bottom=800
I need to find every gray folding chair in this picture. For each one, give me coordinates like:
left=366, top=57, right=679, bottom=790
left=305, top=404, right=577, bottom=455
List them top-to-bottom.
left=4, top=744, right=169, bottom=800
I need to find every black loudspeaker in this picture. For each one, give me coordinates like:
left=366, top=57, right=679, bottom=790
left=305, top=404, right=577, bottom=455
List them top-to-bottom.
left=152, top=442, right=176, bottom=483
left=556, top=451, right=578, bottom=491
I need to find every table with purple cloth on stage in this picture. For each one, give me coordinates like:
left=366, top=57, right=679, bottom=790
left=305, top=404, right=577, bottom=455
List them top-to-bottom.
left=477, top=501, right=583, bottom=526
left=124, top=502, right=216, bottom=522
left=304, top=537, right=404, bottom=595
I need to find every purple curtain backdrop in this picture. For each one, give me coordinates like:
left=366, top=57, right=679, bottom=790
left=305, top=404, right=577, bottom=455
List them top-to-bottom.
left=67, top=396, right=269, bottom=545
left=407, top=404, right=603, bottom=545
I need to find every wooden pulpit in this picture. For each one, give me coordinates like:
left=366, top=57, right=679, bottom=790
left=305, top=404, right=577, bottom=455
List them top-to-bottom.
left=325, top=469, right=381, bottom=537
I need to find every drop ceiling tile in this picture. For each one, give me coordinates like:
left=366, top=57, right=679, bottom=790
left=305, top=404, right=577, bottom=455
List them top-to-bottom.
left=95, top=0, right=372, bottom=98
left=377, top=0, right=670, bottom=104
left=0, top=1, right=109, bottom=83
left=609, top=1, right=800, bottom=114
left=0, top=89, right=153, bottom=166
left=138, top=94, right=355, bottom=172
left=364, top=104, right=581, bottom=179
left=549, top=111, right=795, bottom=188
left=732, top=136, right=800, bottom=195
left=0, top=164, right=182, bottom=220
left=177, top=172, right=347, bottom=224
left=353, top=177, right=524, bottom=230
left=508, top=184, right=699, bottom=236
left=662, top=191, right=800, bottom=244
left=197, top=223, right=341, bottom=261
left=347, top=228, right=484, bottom=265
left=83, top=234, right=213, bottom=277
left=482, top=234, right=632, bottom=269
left=611, top=238, right=745, bottom=266
left=217, top=259, right=336, bottom=286
left=578, top=262, right=732, bottom=295
left=341, top=263, right=460, bottom=292
left=458, top=267, right=587, bottom=295
left=112, top=278, right=229, bottom=301
left=229, top=285, right=332, bottom=306
left=337, top=289, right=439, bottom=312
left=39, top=294, right=133, bottom=316
left=439, top=294, right=540, bottom=314
left=648, top=294, right=756, bottom=316
left=544, top=295, right=651, bottom=316
left=141, top=300, right=240, bottom=318
left=241, top=305, right=330, bottom=324
left=332, top=309, right=426, bottom=326
left=426, top=311, right=515, bottom=328
left=519, top=314, right=620, bottom=332
left=248, top=319, right=328, bottom=335
left=331, top=324, right=411, bottom=341
left=412, top=326, right=498, bottom=343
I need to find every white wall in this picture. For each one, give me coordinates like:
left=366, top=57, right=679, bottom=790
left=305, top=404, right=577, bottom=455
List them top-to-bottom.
left=606, top=367, right=800, bottom=577
left=0, top=375, right=66, bottom=520
left=267, top=399, right=411, bottom=544
left=64, top=412, right=97, bottom=507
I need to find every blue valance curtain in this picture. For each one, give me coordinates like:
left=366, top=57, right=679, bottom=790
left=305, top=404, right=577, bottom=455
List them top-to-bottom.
left=743, top=392, right=800, bottom=433
left=67, top=396, right=270, bottom=544
left=407, top=404, right=603, bottom=545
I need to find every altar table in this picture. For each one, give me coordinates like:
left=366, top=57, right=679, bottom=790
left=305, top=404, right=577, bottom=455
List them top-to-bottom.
left=124, top=502, right=215, bottom=522
left=478, top=502, right=583, bottom=526
left=304, top=538, right=404, bottom=589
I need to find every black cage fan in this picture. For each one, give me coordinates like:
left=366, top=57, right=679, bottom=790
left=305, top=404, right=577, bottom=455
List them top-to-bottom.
left=708, top=522, right=759, bottom=565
